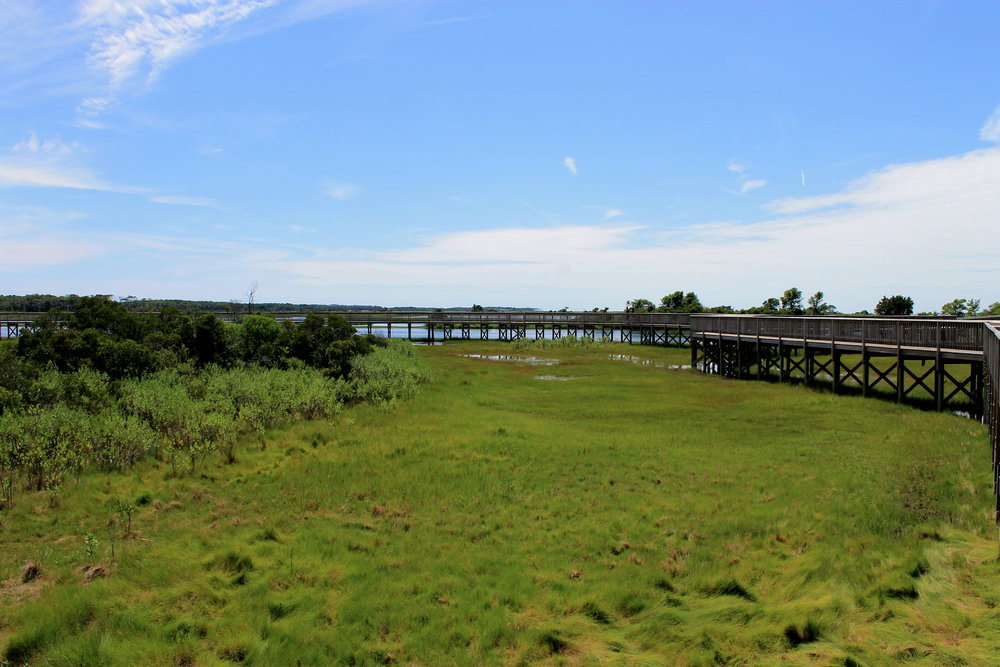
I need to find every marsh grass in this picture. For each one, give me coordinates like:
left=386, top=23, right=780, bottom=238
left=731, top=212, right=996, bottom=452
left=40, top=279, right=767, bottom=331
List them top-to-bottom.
left=0, top=342, right=996, bottom=665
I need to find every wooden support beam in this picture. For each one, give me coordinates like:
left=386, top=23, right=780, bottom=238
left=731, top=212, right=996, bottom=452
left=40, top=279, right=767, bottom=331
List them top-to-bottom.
left=832, top=349, right=840, bottom=394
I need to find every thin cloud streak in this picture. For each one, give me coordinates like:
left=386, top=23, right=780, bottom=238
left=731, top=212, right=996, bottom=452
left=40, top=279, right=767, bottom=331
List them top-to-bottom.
left=981, top=103, right=1000, bottom=142
left=0, top=134, right=213, bottom=205
left=563, top=157, right=577, bottom=175
left=740, top=179, right=766, bottom=194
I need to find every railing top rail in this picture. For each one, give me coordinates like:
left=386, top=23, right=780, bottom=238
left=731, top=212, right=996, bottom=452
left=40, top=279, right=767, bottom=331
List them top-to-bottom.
left=690, top=314, right=965, bottom=323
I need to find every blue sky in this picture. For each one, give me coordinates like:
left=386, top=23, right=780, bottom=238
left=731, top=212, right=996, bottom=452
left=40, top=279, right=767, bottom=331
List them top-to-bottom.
left=1, top=0, right=998, bottom=312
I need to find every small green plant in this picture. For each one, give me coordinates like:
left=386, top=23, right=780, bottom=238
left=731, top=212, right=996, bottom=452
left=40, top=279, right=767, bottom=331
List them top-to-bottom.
left=112, top=496, right=136, bottom=536
left=106, top=518, right=117, bottom=563
left=84, top=533, right=98, bottom=561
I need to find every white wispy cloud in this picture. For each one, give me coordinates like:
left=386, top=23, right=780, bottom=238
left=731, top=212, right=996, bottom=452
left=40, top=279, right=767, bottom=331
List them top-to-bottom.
left=0, top=0, right=376, bottom=118
left=76, top=0, right=278, bottom=118
left=980, top=103, right=1000, bottom=142
left=0, top=133, right=112, bottom=190
left=0, top=134, right=218, bottom=209
left=767, top=147, right=1000, bottom=216
left=563, top=157, right=577, bottom=175
left=727, top=159, right=766, bottom=194
left=323, top=180, right=360, bottom=200
left=150, top=195, right=217, bottom=207
left=603, top=208, right=624, bottom=219
left=377, top=224, right=643, bottom=264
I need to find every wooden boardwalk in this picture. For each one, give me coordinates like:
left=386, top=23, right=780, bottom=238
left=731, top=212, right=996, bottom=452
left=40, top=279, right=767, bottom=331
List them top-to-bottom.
left=336, top=311, right=691, bottom=344
left=689, top=315, right=985, bottom=412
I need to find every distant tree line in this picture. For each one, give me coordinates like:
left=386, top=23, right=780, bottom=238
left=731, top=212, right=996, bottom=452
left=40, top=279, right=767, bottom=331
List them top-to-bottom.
left=626, top=288, right=835, bottom=316
left=626, top=290, right=1000, bottom=318
left=0, top=294, right=380, bottom=314
left=7, top=296, right=386, bottom=389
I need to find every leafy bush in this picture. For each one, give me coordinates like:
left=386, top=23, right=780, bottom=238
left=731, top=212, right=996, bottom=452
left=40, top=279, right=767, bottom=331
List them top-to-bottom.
left=347, top=340, right=431, bottom=405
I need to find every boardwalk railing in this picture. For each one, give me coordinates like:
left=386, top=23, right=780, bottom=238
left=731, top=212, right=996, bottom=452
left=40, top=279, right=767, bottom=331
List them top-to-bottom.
left=322, top=310, right=690, bottom=328
left=326, top=311, right=692, bottom=344
left=689, top=315, right=984, bottom=407
left=690, top=315, right=984, bottom=352
left=985, top=323, right=1000, bottom=519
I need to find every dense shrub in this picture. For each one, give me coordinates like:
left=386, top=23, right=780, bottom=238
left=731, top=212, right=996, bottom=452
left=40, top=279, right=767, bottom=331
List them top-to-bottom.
left=347, top=340, right=431, bottom=405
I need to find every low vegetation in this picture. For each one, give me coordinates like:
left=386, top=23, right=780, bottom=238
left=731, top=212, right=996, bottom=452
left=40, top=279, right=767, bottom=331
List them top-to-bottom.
left=0, top=296, right=431, bottom=509
left=1, top=341, right=995, bottom=665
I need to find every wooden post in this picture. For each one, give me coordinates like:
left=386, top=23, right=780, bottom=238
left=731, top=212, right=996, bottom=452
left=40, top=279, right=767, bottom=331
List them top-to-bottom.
left=755, top=317, right=762, bottom=380
left=802, top=317, right=809, bottom=384
left=831, top=321, right=838, bottom=394
left=862, top=321, right=869, bottom=397
left=896, top=321, right=904, bottom=404
left=935, top=322, right=943, bottom=412
left=736, top=330, right=742, bottom=379
left=718, top=331, right=724, bottom=376
left=832, top=349, right=840, bottom=394
left=974, top=361, right=984, bottom=419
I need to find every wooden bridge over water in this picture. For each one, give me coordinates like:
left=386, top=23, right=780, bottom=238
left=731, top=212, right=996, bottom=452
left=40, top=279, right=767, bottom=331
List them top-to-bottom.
left=3, top=310, right=1000, bottom=518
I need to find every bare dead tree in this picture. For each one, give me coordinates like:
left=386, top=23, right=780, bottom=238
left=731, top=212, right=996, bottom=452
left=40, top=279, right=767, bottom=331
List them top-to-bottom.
left=247, top=281, right=259, bottom=315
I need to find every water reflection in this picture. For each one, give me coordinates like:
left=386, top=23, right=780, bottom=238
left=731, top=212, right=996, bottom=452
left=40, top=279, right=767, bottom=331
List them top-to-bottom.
left=459, top=354, right=560, bottom=366
left=608, top=354, right=690, bottom=370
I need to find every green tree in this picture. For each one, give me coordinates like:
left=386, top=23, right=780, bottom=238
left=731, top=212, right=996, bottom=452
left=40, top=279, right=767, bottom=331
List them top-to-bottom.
left=780, top=288, right=804, bottom=315
left=658, top=291, right=704, bottom=313
left=806, top=291, right=835, bottom=315
left=874, top=295, right=914, bottom=316
left=756, top=298, right=780, bottom=314
left=941, top=298, right=981, bottom=317
left=628, top=299, right=655, bottom=313
left=983, top=302, right=1000, bottom=316
left=193, top=314, right=234, bottom=367
left=239, top=315, right=282, bottom=365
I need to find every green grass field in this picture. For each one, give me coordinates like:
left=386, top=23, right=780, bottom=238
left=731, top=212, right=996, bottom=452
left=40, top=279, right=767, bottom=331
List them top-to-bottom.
left=1, top=341, right=997, bottom=665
